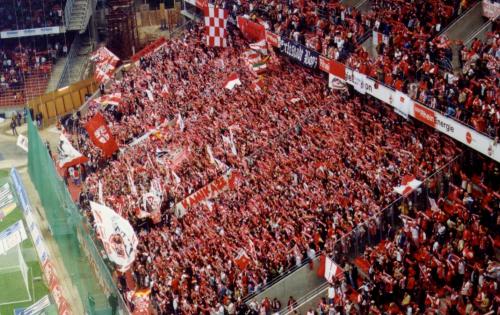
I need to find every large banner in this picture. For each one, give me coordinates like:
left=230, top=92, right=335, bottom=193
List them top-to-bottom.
left=482, top=0, right=500, bottom=19
left=237, top=16, right=266, bottom=41
left=0, top=26, right=64, bottom=39
left=131, top=37, right=167, bottom=62
left=279, top=37, right=319, bottom=69
left=363, top=76, right=392, bottom=104
left=412, top=104, right=500, bottom=161
left=84, top=113, right=119, bottom=157
left=174, top=169, right=241, bottom=217
left=90, top=202, right=138, bottom=272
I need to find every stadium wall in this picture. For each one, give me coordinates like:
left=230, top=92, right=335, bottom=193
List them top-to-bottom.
left=27, top=78, right=98, bottom=125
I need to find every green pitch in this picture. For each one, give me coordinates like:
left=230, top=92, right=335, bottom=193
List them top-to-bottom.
left=0, top=169, right=50, bottom=315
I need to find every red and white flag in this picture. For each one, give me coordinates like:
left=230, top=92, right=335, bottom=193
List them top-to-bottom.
left=204, top=6, right=228, bottom=47
left=372, top=30, right=390, bottom=46
left=249, top=40, right=268, bottom=55
left=90, top=47, right=119, bottom=66
left=91, top=47, right=120, bottom=83
left=224, top=73, right=241, bottom=90
left=94, top=93, right=122, bottom=107
left=84, top=113, right=119, bottom=157
left=58, top=133, right=88, bottom=168
left=394, top=175, right=422, bottom=195
left=90, top=202, right=138, bottom=272
left=234, top=249, right=251, bottom=270
left=317, top=255, right=345, bottom=282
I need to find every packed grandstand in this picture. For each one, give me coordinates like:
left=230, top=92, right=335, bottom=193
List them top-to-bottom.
left=0, top=0, right=499, bottom=314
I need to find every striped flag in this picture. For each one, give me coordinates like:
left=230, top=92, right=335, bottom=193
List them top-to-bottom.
left=249, top=40, right=268, bottom=55
left=250, top=61, right=267, bottom=74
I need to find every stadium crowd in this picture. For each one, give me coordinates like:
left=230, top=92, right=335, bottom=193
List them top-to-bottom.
left=0, top=0, right=65, bottom=31
left=37, top=0, right=499, bottom=313
left=226, top=0, right=499, bottom=137
left=65, top=22, right=471, bottom=313
left=355, top=27, right=500, bottom=138
left=0, top=36, right=69, bottom=106
left=309, top=155, right=499, bottom=315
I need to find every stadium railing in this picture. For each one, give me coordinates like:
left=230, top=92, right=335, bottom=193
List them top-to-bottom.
left=57, top=34, right=82, bottom=89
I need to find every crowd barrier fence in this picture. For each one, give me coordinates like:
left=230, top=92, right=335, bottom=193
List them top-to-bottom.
left=27, top=114, right=130, bottom=315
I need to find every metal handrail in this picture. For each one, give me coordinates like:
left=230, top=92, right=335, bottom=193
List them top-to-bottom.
left=438, top=0, right=481, bottom=36
left=464, top=19, right=493, bottom=45
left=57, top=35, right=82, bottom=89
left=280, top=282, right=330, bottom=315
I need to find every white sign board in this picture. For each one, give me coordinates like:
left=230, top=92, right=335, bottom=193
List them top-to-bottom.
left=0, top=220, right=28, bottom=255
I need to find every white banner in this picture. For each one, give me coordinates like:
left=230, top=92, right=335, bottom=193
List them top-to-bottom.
left=1, top=26, right=64, bottom=39
left=345, top=69, right=366, bottom=94
left=328, top=74, right=347, bottom=90
left=363, top=77, right=393, bottom=104
left=391, top=90, right=411, bottom=119
left=432, top=111, right=500, bottom=161
left=58, top=134, right=88, bottom=168
left=0, top=183, right=15, bottom=210
left=90, top=202, right=138, bottom=272
left=25, top=211, right=50, bottom=265
left=0, top=220, right=28, bottom=255
left=324, top=256, right=343, bottom=282
left=22, top=295, right=51, bottom=315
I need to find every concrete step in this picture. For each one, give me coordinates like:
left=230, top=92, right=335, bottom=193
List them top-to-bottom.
left=66, top=0, right=91, bottom=31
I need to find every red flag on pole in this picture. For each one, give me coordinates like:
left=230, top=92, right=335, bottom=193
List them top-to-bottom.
left=84, top=113, right=118, bottom=157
